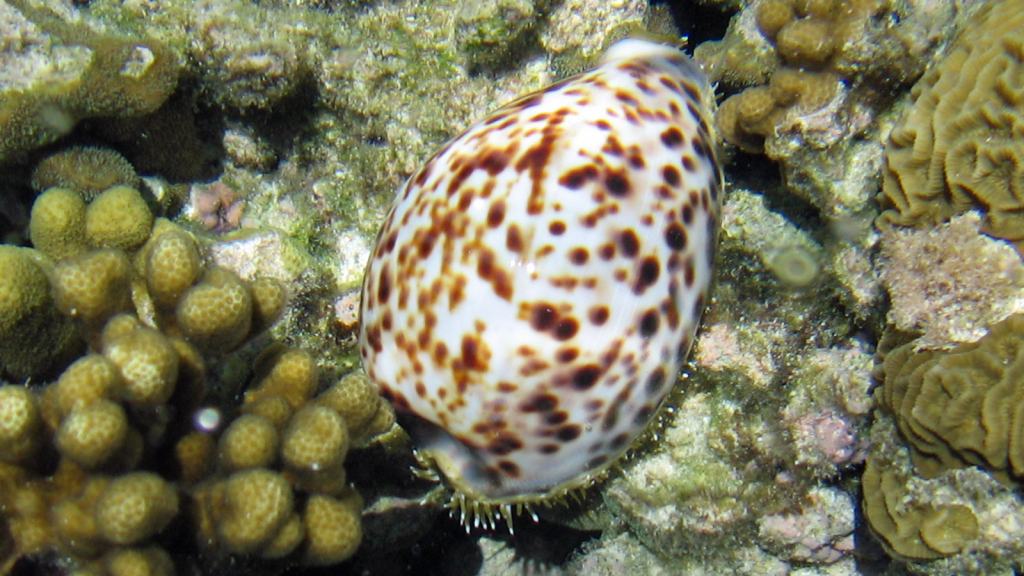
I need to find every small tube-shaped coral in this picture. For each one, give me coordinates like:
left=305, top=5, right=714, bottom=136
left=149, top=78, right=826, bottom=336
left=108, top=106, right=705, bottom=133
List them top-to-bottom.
left=84, top=186, right=154, bottom=251
left=29, top=187, right=87, bottom=260
left=145, top=230, right=202, bottom=310
left=766, top=245, right=820, bottom=287
left=52, top=249, right=133, bottom=323
left=175, top=267, right=253, bottom=353
left=103, top=326, right=180, bottom=409
left=244, top=347, right=318, bottom=411
left=53, top=354, right=123, bottom=416
left=315, top=372, right=388, bottom=446
left=0, top=385, right=42, bottom=463
left=55, top=399, right=129, bottom=468
left=281, top=406, right=349, bottom=473
left=218, top=414, right=279, bottom=472
left=174, top=431, right=216, bottom=486
left=215, top=468, right=294, bottom=554
left=95, top=472, right=179, bottom=545
left=302, top=490, right=363, bottom=566
left=261, top=513, right=305, bottom=559
left=103, top=545, right=176, bottom=576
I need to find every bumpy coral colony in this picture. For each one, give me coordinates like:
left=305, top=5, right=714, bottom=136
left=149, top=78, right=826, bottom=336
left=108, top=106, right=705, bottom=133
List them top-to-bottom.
left=359, top=38, right=723, bottom=526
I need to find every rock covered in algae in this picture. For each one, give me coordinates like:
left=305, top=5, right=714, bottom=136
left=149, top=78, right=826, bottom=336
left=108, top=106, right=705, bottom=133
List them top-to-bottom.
left=0, top=0, right=181, bottom=161
left=879, top=212, right=1024, bottom=350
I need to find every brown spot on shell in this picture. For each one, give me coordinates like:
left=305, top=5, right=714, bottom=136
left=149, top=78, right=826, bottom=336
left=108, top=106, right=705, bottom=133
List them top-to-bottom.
left=661, top=127, right=684, bottom=148
left=558, top=165, right=599, bottom=189
left=662, top=165, right=681, bottom=187
left=605, top=169, right=631, bottom=197
left=487, top=201, right=505, bottom=227
left=665, top=223, right=687, bottom=251
left=506, top=224, right=523, bottom=252
left=619, top=230, right=640, bottom=258
left=569, top=247, right=589, bottom=265
left=633, top=257, right=660, bottom=294
left=531, top=303, right=557, bottom=331
left=589, top=306, right=609, bottom=326
left=639, top=309, right=659, bottom=338
left=553, top=317, right=579, bottom=341
left=571, top=364, right=602, bottom=390
left=521, top=393, right=558, bottom=413
left=556, top=425, right=582, bottom=442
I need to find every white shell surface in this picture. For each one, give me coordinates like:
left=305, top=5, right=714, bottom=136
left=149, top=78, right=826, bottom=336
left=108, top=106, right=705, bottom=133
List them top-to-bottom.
left=360, top=39, right=722, bottom=501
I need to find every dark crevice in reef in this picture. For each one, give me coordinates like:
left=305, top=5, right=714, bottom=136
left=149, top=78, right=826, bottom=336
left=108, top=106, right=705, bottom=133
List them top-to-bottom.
left=653, top=0, right=734, bottom=47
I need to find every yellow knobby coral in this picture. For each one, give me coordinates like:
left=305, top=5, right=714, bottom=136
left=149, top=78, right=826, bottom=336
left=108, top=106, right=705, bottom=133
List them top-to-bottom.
left=84, top=186, right=154, bottom=251
left=29, top=188, right=88, bottom=260
left=145, top=230, right=202, bottom=311
left=0, top=246, right=79, bottom=380
left=52, top=249, right=132, bottom=323
left=175, top=267, right=253, bottom=353
left=249, top=277, right=286, bottom=335
left=103, top=326, right=179, bottom=409
left=244, top=347, right=318, bottom=411
left=53, top=354, right=123, bottom=417
left=315, top=371, right=393, bottom=446
left=0, top=386, right=42, bottom=464
left=241, top=395, right=293, bottom=429
left=55, top=399, right=129, bottom=469
left=281, top=406, right=349, bottom=473
left=218, top=414, right=279, bottom=472
left=174, top=432, right=216, bottom=486
left=215, top=468, right=294, bottom=554
left=95, top=472, right=179, bottom=545
left=51, top=475, right=109, bottom=557
left=302, top=489, right=363, bottom=566
left=261, top=513, right=305, bottom=559
left=103, top=545, right=176, bottom=576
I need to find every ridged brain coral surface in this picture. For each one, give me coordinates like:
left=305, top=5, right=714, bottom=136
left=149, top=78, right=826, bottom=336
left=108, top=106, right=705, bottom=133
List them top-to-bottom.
left=879, top=0, right=1024, bottom=247
left=359, top=39, right=722, bottom=502
left=879, top=314, right=1024, bottom=484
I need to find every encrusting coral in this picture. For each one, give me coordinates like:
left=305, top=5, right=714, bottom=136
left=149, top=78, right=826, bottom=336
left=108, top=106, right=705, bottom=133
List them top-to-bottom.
left=878, top=0, right=1024, bottom=251
left=30, top=147, right=141, bottom=203
left=878, top=314, right=1024, bottom=484
left=861, top=454, right=979, bottom=561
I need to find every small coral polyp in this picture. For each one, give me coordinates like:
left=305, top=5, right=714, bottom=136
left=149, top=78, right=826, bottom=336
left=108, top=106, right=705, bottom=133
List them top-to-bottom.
left=359, top=38, right=723, bottom=526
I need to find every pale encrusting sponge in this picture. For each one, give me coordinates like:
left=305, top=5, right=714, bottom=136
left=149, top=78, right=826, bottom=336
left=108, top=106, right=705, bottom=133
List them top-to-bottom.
left=360, top=38, right=723, bottom=525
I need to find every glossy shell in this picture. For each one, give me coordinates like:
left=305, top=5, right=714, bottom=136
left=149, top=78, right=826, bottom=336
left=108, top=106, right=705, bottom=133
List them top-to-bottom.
left=360, top=39, right=722, bottom=505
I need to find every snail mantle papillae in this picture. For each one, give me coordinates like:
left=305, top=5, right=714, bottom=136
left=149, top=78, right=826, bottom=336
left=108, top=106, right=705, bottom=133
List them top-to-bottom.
left=359, top=38, right=723, bottom=530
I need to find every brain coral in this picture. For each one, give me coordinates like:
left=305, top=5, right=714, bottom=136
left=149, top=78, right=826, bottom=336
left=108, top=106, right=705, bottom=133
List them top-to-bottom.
left=878, top=0, right=1024, bottom=250
left=878, top=314, right=1024, bottom=484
